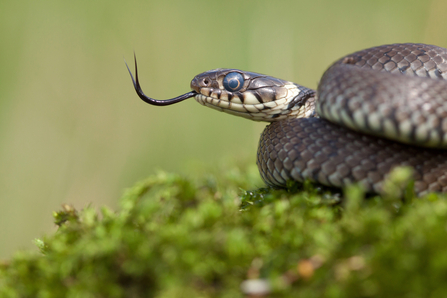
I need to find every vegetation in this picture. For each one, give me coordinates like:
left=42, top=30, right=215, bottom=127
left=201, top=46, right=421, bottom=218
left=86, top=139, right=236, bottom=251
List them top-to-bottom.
left=1, top=167, right=446, bottom=297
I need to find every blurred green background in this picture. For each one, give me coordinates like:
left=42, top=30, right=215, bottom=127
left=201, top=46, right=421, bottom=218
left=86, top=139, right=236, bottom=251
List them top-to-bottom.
left=0, top=0, right=446, bottom=258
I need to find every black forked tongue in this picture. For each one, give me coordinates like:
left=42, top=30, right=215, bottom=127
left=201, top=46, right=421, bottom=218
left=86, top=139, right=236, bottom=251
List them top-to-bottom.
left=125, top=54, right=197, bottom=106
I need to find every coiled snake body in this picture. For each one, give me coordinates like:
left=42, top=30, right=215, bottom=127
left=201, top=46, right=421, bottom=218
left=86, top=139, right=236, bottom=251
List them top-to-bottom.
left=126, top=43, right=447, bottom=195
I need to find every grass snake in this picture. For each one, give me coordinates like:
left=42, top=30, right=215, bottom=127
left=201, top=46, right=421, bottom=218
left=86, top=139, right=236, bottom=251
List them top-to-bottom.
left=126, top=43, right=447, bottom=196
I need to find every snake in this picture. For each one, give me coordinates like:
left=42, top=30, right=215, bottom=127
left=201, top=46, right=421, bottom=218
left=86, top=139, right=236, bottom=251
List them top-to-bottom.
left=125, top=43, right=447, bottom=196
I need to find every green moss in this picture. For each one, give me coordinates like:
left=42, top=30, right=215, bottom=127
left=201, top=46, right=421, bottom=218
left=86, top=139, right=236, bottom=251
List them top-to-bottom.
left=1, top=167, right=447, bottom=297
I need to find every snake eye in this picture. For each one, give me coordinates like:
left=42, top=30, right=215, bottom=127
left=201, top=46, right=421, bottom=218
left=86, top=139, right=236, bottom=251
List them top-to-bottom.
left=223, top=72, right=244, bottom=92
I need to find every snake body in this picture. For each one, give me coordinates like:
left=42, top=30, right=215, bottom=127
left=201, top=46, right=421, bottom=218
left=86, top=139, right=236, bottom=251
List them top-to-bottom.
left=126, top=43, right=447, bottom=195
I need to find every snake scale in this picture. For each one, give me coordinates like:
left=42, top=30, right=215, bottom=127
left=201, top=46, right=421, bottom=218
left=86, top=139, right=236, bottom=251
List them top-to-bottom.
left=126, top=43, right=447, bottom=196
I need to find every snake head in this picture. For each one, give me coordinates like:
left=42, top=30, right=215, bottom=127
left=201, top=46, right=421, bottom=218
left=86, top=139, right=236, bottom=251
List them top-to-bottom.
left=126, top=56, right=315, bottom=121
left=190, top=69, right=316, bottom=121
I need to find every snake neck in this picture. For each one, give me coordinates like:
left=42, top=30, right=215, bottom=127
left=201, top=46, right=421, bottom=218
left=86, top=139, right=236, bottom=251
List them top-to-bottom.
left=281, top=85, right=317, bottom=120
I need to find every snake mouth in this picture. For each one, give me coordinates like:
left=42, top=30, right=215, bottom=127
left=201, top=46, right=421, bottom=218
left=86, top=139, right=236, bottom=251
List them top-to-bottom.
left=125, top=54, right=197, bottom=106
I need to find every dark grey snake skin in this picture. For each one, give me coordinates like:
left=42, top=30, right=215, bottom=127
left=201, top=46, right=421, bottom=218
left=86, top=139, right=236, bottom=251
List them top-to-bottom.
left=126, top=43, right=447, bottom=196
left=258, top=44, right=447, bottom=195
left=258, top=118, right=447, bottom=195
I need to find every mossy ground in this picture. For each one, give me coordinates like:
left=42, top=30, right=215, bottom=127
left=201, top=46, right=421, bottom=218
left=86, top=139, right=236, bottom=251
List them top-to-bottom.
left=1, top=165, right=447, bottom=297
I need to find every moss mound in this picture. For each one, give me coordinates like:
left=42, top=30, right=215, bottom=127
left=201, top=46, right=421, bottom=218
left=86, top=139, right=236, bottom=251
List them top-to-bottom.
left=1, top=167, right=447, bottom=297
